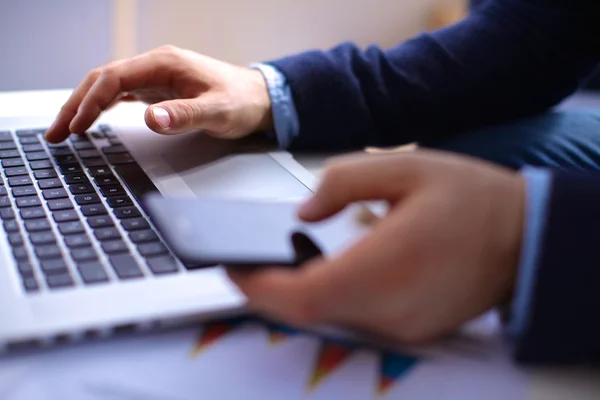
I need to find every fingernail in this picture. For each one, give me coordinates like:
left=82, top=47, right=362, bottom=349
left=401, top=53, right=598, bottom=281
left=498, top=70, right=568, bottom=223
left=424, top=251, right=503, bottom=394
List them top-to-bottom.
left=152, top=107, right=170, bottom=129
left=298, top=196, right=317, bottom=217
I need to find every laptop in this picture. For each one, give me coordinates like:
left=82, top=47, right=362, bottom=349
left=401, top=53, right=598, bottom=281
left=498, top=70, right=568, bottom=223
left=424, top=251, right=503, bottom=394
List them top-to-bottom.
left=0, top=112, right=319, bottom=352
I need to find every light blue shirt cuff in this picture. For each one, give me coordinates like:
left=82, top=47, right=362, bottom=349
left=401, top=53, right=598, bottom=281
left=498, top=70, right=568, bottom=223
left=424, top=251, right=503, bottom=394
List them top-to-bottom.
left=249, top=63, right=299, bottom=149
left=507, top=166, right=552, bottom=338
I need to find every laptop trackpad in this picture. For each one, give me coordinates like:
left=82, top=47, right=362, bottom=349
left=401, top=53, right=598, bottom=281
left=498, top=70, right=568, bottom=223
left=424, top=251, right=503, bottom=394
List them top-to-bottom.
left=159, top=153, right=313, bottom=200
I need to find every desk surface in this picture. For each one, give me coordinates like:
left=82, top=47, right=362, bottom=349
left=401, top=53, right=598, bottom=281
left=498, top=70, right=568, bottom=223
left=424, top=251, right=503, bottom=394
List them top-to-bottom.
left=0, top=89, right=599, bottom=400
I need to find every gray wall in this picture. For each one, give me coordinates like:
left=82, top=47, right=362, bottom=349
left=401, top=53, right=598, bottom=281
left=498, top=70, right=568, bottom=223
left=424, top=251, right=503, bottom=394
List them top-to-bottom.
left=0, top=0, right=112, bottom=91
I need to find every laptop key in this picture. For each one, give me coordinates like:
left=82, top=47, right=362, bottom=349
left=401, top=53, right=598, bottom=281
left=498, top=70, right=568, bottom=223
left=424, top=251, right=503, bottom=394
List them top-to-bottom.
left=16, top=129, right=45, bottom=136
left=0, top=131, right=12, bottom=141
left=69, top=133, right=90, bottom=142
left=19, top=136, right=39, bottom=145
left=73, top=141, right=95, bottom=150
left=0, top=142, right=16, bottom=150
left=22, top=144, right=44, bottom=152
left=102, top=145, right=127, bottom=154
left=49, top=147, right=73, bottom=156
left=78, top=149, right=100, bottom=159
left=0, top=150, right=21, bottom=159
left=26, top=151, right=49, bottom=161
left=108, top=153, right=135, bottom=165
left=54, top=155, right=77, bottom=164
left=2, top=158, right=24, bottom=168
left=83, top=158, right=107, bottom=168
left=30, top=160, right=53, bottom=170
left=59, top=163, right=82, bottom=174
left=4, top=166, right=28, bottom=177
left=89, top=166, right=111, bottom=176
left=33, top=169, right=58, bottom=180
left=64, top=172, right=88, bottom=184
left=94, top=174, right=118, bottom=186
left=8, top=176, right=33, bottom=186
left=38, top=178, right=63, bottom=190
left=69, top=183, right=94, bottom=195
left=99, top=184, right=125, bottom=197
left=12, top=185, right=36, bottom=197
left=0, top=187, right=6, bottom=196
left=42, top=188, right=68, bottom=200
left=75, top=193, right=100, bottom=205
left=0, top=196, right=10, bottom=208
left=16, top=196, right=41, bottom=208
left=107, top=196, right=132, bottom=208
left=47, top=198, right=73, bottom=211
left=81, top=204, right=107, bottom=216
left=114, top=206, right=141, bottom=219
left=20, top=207, right=45, bottom=220
left=0, top=208, right=15, bottom=220
left=53, top=210, right=79, bottom=223
left=87, top=215, right=112, bottom=228
left=121, top=217, right=149, bottom=231
left=25, top=218, right=51, bottom=232
left=4, top=219, right=19, bottom=232
left=58, top=221, right=85, bottom=235
left=94, top=227, right=120, bottom=241
left=129, top=229, right=158, bottom=244
left=30, top=231, right=57, bottom=246
left=7, top=233, right=23, bottom=246
left=64, top=234, right=90, bottom=248
left=102, top=240, right=128, bottom=254
left=137, top=242, right=168, bottom=257
left=35, top=244, right=62, bottom=259
left=13, top=246, right=28, bottom=260
left=71, top=247, right=97, bottom=262
left=110, top=254, right=143, bottom=279
left=147, top=255, right=179, bottom=275
left=40, top=259, right=68, bottom=275
left=17, top=261, right=34, bottom=277
left=78, top=262, right=109, bottom=284
left=46, top=273, right=74, bottom=289
left=23, top=276, right=39, bottom=292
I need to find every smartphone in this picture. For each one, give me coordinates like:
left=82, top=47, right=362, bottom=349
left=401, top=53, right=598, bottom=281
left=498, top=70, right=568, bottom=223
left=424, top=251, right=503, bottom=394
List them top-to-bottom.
left=143, top=194, right=371, bottom=269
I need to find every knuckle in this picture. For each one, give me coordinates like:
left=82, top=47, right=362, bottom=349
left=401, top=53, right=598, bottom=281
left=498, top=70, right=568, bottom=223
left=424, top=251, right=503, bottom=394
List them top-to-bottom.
left=157, top=44, right=181, bottom=57
left=88, top=67, right=102, bottom=80
left=176, top=101, right=203, bottom=124
left=214, top=104, right=236, bottom=131
left=321, top=163, right=347, bottom=188
left=286, top=298, right=322, bottom=326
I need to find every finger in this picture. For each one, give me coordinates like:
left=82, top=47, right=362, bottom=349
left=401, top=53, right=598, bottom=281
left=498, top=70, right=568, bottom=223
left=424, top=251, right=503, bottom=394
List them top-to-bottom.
left=68, top=53, right=172, bottom=134
left=45, top=69, right=102, bottom=143
left=144, top=95, right=225, bottom=135
left=298, top=153, right=422, bottom=222
left=227, top=206, right=413, bottom=326
left=226, top=260, right=337, bottom=326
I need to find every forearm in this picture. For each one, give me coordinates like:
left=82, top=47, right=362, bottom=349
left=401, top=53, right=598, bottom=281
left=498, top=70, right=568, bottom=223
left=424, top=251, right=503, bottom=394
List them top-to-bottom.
left=267, top=0, right=600, bottom=151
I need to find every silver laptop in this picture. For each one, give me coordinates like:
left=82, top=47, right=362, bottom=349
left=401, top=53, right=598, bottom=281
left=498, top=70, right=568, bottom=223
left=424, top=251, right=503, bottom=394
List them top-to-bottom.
left=0, top=114, right=319, bottom=352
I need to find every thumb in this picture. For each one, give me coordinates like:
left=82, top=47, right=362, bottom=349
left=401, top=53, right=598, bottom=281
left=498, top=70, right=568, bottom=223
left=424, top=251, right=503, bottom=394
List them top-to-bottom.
left=145, top=98, right=217, bottom=134
left=298, top=153, right=422, bottom=222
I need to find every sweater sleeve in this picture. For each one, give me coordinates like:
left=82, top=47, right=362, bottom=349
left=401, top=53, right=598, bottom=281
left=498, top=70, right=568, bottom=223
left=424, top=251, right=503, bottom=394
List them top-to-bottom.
left=267, top=0, right=600, bottom=151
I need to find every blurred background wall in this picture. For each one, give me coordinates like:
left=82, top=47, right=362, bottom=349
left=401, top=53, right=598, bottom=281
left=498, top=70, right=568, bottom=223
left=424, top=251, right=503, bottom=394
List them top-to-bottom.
left=0, top=0, right=466, bottom=91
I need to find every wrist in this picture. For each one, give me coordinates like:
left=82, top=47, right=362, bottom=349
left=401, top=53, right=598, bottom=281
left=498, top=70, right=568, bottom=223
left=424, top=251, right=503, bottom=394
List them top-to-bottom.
left=246, top=67, right=274, bottom=133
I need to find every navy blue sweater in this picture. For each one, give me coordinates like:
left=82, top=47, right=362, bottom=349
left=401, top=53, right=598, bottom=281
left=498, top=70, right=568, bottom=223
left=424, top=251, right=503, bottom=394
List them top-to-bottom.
left=269, top=0, right=600, bottom=365
left=270, top=0, right=600, bottom=152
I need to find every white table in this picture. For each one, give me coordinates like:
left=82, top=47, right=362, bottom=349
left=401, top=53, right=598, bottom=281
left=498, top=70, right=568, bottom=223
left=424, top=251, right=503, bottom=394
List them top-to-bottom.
left=0, top=89, right=599, bottom=400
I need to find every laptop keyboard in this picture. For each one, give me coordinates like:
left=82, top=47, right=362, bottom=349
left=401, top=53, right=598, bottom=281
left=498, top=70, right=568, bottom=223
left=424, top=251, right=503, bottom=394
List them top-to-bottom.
left=0, top=125, right=181, bottom=293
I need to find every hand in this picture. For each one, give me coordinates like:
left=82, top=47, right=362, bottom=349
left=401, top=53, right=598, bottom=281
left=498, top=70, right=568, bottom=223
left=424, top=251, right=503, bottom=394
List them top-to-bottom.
left=45, top=45, right=273, bottom=143
left=227, top=150, right=525, bottom=344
